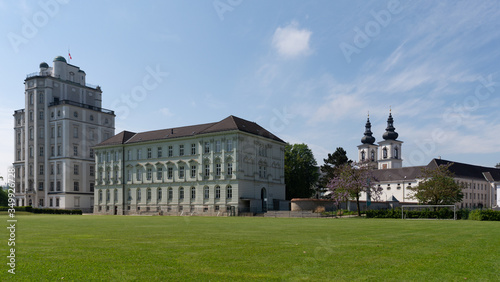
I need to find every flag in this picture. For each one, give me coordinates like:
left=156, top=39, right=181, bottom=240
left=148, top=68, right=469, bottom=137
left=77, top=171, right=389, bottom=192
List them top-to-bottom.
left=68, top=52, right=72, bottom=60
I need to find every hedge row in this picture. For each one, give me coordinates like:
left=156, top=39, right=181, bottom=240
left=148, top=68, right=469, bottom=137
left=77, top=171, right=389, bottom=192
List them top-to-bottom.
left=0, top=206, right=82, bottom=215
left=366, top=208, right=469, bottom=220
left=366, top=208, right=500, bottom=221
left=469, top=209, right=500, bottom=221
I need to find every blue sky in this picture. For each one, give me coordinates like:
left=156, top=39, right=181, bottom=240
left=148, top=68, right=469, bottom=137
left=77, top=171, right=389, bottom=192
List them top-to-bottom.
left=1, top=0, right=500, bottom=182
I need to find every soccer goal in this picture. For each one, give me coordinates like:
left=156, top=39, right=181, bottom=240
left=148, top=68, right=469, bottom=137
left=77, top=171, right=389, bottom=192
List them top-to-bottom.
left=401, top=205, right=457, bottom=220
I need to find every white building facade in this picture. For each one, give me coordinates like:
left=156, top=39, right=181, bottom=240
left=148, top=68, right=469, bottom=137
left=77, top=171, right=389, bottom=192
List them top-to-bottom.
left=13, top=56, right=115, bottom=212
left=357, top=113, right=499, bottom=209
left=93, top=116, right=286, bottom=216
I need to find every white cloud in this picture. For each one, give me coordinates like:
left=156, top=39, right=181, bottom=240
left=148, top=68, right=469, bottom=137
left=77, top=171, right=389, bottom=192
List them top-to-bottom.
left=272, top=21, right=312, bottom=58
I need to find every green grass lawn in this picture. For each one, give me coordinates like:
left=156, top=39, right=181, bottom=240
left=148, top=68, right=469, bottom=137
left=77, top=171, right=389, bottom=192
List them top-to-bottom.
left=1, top=214, right=499, bottom=281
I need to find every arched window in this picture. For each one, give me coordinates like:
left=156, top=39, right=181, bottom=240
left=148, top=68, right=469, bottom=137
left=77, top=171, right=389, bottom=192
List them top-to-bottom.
left=383, top=147, right=388, bottom=159
left=394, top=147, right=399, bottom=159
left=371, top=150, right=375, bottom=161
left=361, top=151, right=365, bottom=161
left=215, top=185, right=221, bottom=199
left=226, top=185, right=232, bottom=199
left=204, top=186, right=210, bottom=199
left=168, top=187, right=173, bottom=200
left=179, top=187, right=184, bottom=200
left=191, top=187, right=196, bottom=199
left=147, top=188, right=152, bottom=201
left=158, top=188, right=162, bottom=201
left=106, top=189, right=110, bottom=202
left=114, top=189, right=118, bottom=203
left=137, top=189, right=142, bottom=202
left=98, top=190, right=103, bottom=202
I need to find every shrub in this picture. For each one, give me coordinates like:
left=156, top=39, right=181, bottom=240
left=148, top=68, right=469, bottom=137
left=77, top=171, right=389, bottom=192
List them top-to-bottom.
left=314, top=206, right=325, bottom=213
left=469, top=209, right=500, bottom=221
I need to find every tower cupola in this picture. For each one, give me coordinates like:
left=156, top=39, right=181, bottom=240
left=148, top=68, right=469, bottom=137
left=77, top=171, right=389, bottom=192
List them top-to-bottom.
left=382, top=112, right=399, bottom=140
left=361, top=117, right=376, bottom=144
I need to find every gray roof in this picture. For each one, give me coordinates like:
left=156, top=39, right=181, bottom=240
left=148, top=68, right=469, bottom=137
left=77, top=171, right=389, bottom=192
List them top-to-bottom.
left=95, top=115, right=285, bottom=147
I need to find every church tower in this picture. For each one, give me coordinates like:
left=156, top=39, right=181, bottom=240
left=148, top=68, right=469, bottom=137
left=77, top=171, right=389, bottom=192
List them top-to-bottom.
left=377, top=111, right=403, bottom=169
left=357, top=115, right=378, bottom=167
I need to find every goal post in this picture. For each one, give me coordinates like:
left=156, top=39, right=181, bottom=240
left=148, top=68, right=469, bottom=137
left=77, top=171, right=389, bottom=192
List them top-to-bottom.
left=401, top=205, right=457, bottom=220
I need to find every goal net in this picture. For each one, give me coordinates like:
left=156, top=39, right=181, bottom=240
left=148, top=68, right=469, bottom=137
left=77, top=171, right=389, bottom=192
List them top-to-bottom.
left=401, top=205, right=457, bottom=220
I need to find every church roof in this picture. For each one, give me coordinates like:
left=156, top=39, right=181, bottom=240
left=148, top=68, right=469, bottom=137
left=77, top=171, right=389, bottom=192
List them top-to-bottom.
left=95, top=115, right=285, bottom=147
left=371, top=158, right=500, bottom=182
left=429, top=158, right=500, bottom=181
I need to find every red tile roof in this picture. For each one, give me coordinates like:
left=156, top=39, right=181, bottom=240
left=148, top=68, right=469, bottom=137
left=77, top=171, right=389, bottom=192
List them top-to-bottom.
left=95, top=115, right=285, bottom=147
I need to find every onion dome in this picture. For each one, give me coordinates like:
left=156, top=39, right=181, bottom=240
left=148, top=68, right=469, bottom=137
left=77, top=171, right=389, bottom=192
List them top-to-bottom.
left=382, top=112, right=399, bottom=140
left=361, top=117, right=376, bottom=144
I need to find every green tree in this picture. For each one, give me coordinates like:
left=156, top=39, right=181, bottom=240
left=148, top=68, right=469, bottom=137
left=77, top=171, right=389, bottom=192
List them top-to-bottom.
left=284, top=143, right=319, bottom=200
left=318, top=147, right=351, bottom=188
left=408, top=163, right=464, bottom=205
left=0, top=187, right=8, bottom=206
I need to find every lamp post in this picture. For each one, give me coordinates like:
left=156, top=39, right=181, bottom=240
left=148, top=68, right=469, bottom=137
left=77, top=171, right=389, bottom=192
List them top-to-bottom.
left=403, top=176, right=406, bottom=203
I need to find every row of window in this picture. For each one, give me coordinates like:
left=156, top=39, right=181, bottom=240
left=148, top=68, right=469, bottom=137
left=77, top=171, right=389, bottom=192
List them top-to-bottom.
left=99, top=163, right=234, bottom=183
left=22, top=180, right=94, bottom=192
left=97, top=185, right=233, bottom=203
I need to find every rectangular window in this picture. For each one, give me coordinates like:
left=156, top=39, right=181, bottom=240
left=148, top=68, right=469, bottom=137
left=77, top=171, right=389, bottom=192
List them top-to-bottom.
left=39, top=110, right=44, bottom=120
left=51, top=127, right=55, bottom=138
left=73, top=127, right=78, bottom=138
left=39, top=128, right=44, bottom=139
left=226, top=139, right=233, bottom=151
left=215, top=140, right=221, bottom=152
left=204, top=142, right=210, bottom=153
left=191, top=143, right=196, bottom=155
left=57, top=145, right=61, bottom=156
left=73, top=145, right=78, bottom=156
left=179, top=145, right=184, bottom=156
left=39, top=146, right=44, bottom=157
left=168, top=146, right=173, bottom=157
left=157, top=147, right=162, bottom=158
left=89, top=148, right=94, bottom=158
left=147, top=148, right=152, bottom=159
left=137, top=149, right=142, bottom=160
left=127, top=150, right=132, bottom=160
left=216, top=163, right=221, bottom=176
left=227, top=163, right=233, bottom=175
left=39, top=164, right=44, bottom=175
left=56, top=164, right=61, bottom=174
left=74, top=164, right=79, bottom=175
left=205, top=164, right=210, bottom=177
left=90, top=165, right=94, bottom=176
left=191, top=165, right=196, bottom=178
left=179, top=166, right=185, bottom=179
left=157, top=167, right=163, bottom=180
left=168, top=167, right=173, bottom=179
left=136, top=168, right=142, bottom=181
left=147, top=168, right=152, bottom=180
left=127, top=170, right=132, bottom=182
left=56, top=181, right=61, bottom=191
left=74, top=181, right=79, bottom=191
left=38, top=182, right=44, bottom=191
left=50, top=182, right=54, bottom=192
left=204, top=187, right=209, bottom=199
left=227, top=187, right=232, bottom=199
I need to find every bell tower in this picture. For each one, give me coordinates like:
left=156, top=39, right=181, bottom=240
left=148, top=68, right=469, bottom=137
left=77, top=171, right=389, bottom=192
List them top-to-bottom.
left=377, top=111, right=403, bottom=169
left=357, top=113, right=378, bottom=167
